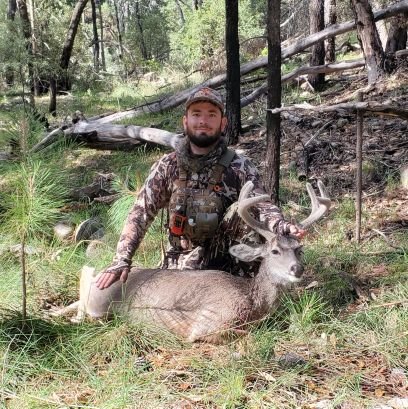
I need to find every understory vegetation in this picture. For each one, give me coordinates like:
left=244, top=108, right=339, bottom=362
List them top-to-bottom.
left=0, top=0, right=407, bottom=407
left=0, top=74, right=407, bottom=408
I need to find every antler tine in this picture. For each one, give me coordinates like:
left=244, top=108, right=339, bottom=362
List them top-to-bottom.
left=299, top=180, right=331, bottom=228
left=237, top=181, right=276, bottom=241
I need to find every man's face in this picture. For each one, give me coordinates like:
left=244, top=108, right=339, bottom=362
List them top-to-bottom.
left=183, top=101, right=227, bottom=148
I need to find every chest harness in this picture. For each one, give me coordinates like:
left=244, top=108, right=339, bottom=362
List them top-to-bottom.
left=168, top=148, right=235, bottom=249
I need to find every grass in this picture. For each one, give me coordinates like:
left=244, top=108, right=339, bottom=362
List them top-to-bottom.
left=0, top=87, right=407, bottom=409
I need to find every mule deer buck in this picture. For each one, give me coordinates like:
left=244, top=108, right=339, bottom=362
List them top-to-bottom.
left=54, top=181, right=330, bottom=343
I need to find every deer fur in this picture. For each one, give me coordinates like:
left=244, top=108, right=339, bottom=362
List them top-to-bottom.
left=55, top=181, right=330, bottom=343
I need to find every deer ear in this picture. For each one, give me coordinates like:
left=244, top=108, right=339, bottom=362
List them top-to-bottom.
left=229, top=244, right=266, bottom=262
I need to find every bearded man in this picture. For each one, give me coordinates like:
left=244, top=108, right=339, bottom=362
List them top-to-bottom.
left=97, top=87, right=305, bottom=289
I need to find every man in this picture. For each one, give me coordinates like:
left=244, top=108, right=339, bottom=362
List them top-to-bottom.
left=97, top=87, right=305, bottom=289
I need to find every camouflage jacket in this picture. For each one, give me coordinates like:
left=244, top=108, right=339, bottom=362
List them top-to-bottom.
left=113, top=150, right=292, bottom=265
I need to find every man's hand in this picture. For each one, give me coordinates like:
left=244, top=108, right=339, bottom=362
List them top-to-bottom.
left=288, top=224, right=306, bottom=240
left=96, top=260, right=130, bottom=289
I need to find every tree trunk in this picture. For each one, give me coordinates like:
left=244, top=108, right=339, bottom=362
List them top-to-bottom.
left=6, top=0, right=17, bottom=86
left=17, top=0, right=35, bottom=106
left=28, top=0, right=39, bottom=96
left=49, top=0, right=88, bottom=114
left=60, top=0, right=89, bottom=70
left=90, top=0, right=100, bottom=72
left=97, top=0, right=106, bottom=71
left=113, top=0, right=126, bottom=76
left=175, top=0, right=185, bottom=25
left=192, top=0, right=202, bottom=10
left=225, top=0, right=241, bottom=145
left=265, top=0, right=281, bottom=204
left=309, top=0, right=325, bottom=90
left=325, top=0, right=337, bottom=63
left=351, top=0, right=387, bottom=84
left=372, top=0, right=389, bottom=48
left=135, top=1, right=148, bottom=60
left=385, top=14, right=408, bottom=53
left=49, top=77, right=57, bottom=117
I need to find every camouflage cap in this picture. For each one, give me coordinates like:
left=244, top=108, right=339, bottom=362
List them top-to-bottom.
left=185, top=87, right=224, bottom=114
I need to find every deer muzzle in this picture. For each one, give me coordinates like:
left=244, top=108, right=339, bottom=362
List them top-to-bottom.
left=290, top=263, right=304, bottom=279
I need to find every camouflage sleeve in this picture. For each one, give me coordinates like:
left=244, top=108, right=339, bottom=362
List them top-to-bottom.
left=113, top=154, right=174, bottom=264
left=232, top=155, right=294, bottom=235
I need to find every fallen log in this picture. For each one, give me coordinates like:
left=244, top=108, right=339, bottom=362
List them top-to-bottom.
left=268, top=101, right=408, bottom=120
left=32, top=121, right=183, bottom=152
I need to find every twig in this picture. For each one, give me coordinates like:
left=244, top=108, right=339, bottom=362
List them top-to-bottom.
left=371, top=228, right=403, bottom=250
left=365, top=300, right=408, bottom=310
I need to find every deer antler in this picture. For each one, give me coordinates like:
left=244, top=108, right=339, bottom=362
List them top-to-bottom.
left=299, top=180, right=331, bottom=228
left=237, top=181, right=276, bottom=241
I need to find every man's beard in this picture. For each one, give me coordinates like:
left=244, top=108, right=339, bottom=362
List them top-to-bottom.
left=186, top=127, right=222, bottom=148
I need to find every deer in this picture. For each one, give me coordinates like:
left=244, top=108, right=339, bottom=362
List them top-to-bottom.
left=53, top=181, right=330, bottom=343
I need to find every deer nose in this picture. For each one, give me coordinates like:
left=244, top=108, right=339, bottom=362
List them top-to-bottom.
left=291, top=264, right=304, bottom=278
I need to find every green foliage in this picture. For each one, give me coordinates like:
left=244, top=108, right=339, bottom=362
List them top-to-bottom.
left=168, top=0, right=264, bottom=70
left=1, top=161, right=67, bottom=241
left=283, top=291, right=331, bottom=335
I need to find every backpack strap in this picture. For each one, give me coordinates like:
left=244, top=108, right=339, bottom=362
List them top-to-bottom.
left=208, top=148, right=236, bottom=191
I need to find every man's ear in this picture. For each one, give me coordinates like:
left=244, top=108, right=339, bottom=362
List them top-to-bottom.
left=182, top=115, right=188, bottom=132
left=221, top=116, right=227, bottom=133
left=229, top=243, right=266, bottom=262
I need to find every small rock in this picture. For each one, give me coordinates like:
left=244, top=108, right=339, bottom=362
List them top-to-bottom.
left=336, top=118, right=348, bottom=128
left=311, top=120, right=323, bottom=128
left=400, top=165, right=408, bottom=189
left=74, top=218, right=102, bottom=242
left=54, top=222, right=74, bottom=241
left=9, top=244, right=39, bottom=256
left=277, top=352, right=307, bottom=368
left=387, top=398, right=408, bottom=409
left=309, top=399, right=332, bottom=409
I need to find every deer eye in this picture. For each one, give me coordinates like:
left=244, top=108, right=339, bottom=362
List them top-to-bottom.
left=271, top=249, right=280, bottom=255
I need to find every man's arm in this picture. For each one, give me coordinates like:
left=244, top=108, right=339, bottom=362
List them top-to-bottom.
left=97, top=155, right=174, bottom=289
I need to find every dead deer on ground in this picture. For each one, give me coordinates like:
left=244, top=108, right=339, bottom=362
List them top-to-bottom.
left=53, top=181, right=330, bottom=343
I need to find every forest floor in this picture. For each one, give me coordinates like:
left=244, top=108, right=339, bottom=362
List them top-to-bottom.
left=0, top=64, right=407, bottom=409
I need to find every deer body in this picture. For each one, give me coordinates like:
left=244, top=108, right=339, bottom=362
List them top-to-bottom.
left=59, top=181, right=330, bottom=343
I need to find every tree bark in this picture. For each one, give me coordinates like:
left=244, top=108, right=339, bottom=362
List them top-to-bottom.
left=6, top=0, right=17, bottom=86
left=8, top=0, right=17, bottom=19
left=17, top=0, right=35, bottom=106
left=28, top=0, right=39, bottom=96
left=49, top=0, right=88, bottom=114
left=60, top=0, right=89, bottom=70
left=90, top=0, right=100, bottom=72
left=97, top=0, right=106, bottom=71
left=113, top=0, right=126, bottom=75
left=175, top=0, right=185, bottom=25
left=225, top=0, right=241, bottom=145
left=265, top=0, right=281, bottom=204
left=309, top=0, right=325, bottom=90
left=325, top=0, right=337, bottom=63
left=351, top=0, right=387, bottom=84
left=135, top=1, right=148, bottom=60
left=385, top=14, right=408, bottom=53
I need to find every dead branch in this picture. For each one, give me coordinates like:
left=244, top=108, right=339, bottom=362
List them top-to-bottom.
left=241, top=58, right=366, bottom=107
left=268, top=101, right=408, bottom=120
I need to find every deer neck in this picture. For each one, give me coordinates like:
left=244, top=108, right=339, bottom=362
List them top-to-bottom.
left=249, top=265, right=283, bottom=317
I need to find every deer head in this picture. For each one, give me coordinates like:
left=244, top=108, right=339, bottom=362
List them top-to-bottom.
left=229, top=181, right=331, bottom=284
